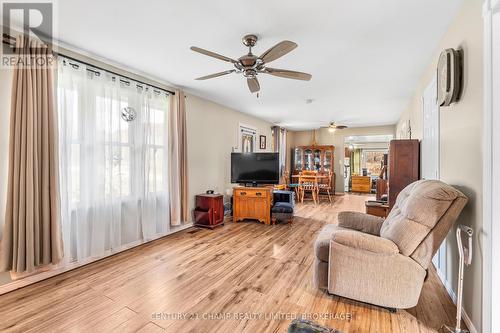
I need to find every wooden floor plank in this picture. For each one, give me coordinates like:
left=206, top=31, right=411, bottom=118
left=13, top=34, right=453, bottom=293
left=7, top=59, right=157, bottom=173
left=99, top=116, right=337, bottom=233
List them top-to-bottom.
left=0, top=194, right=461, bottom=333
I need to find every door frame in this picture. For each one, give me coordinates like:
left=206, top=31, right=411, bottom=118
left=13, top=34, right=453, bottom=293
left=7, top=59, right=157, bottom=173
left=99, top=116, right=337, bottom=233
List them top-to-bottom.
left=483, top=1, right=500, bottom=332
left=421, top=73, right=440, bottom=181
left=421, top=74, right=444, bottom=271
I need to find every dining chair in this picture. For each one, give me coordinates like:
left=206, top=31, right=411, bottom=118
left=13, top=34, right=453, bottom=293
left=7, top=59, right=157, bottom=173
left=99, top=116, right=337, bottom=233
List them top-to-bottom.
left=288, top=172, right=301, bottom=201
left=318, top=172, right=333, bottom=203
left=298, top=175, right=319, bottom=205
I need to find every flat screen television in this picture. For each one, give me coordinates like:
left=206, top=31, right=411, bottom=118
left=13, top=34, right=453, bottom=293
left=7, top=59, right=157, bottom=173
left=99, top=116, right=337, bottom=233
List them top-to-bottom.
left=231, top=153, right=279, bottom=185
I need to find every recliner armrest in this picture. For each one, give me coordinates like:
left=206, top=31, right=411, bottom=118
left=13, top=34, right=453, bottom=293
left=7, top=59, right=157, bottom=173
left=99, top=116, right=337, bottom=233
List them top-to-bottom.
left=338, top=211, right=384, bottom=236
left=332, top=230, right=399, bottom=254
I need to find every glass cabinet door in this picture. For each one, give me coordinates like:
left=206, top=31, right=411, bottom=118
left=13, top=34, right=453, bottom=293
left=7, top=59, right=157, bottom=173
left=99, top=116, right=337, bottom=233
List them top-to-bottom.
left=294, top=148, right=303, bottom=171
left=304, top=149, right=313, bottom=170
left=313, top=149, right=321, bottom=171
left=324, top=149, right=332, bottom=172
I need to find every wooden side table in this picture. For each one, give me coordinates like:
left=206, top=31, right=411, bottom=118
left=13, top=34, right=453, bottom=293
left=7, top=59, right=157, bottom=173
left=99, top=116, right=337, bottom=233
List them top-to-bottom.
left=193, top=194, right=224, bottom=229
left=365, top=201, right=389, bottom=218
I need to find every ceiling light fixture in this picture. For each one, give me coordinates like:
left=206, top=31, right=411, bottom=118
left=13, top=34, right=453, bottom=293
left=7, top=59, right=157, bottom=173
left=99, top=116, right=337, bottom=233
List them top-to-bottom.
left=322, top=121, right=347, bottom=133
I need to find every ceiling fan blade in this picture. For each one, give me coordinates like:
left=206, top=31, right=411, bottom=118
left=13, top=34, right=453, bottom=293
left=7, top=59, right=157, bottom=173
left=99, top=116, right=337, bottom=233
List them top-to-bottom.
left=259, top=41, right=297, bottom=63
left=190, top=46, right=237, bottom=64
left=263, top=68, right=312, bottom=81
left=195, top=70, right=235, bottom=80
left=247, top=77, right=260, bottom=93
left=335, top=125, right=348, bottom=129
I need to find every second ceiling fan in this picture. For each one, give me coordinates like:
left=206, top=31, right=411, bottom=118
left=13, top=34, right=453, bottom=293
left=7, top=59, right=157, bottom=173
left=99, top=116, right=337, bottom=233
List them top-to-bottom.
left=191, top=34, right=312, bottom=94
left=321, top=122, right=348, bottom=133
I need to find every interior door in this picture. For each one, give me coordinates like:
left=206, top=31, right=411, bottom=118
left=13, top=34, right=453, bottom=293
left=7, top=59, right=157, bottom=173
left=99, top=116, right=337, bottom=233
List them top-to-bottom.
left=422, top=75, right=444, bottom=271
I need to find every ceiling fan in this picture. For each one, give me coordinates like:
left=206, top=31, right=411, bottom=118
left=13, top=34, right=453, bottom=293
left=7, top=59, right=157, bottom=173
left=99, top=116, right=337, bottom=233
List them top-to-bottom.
left=190, top=34, right=312, bottom=94
left=322, top=122, right=348, bottom=133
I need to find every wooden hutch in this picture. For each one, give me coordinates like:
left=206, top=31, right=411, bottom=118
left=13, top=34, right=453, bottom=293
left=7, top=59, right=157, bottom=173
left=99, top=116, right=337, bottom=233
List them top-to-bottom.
left=387, top=139, right=420, bottom=209
left=291, top=145, right=335, bottom=194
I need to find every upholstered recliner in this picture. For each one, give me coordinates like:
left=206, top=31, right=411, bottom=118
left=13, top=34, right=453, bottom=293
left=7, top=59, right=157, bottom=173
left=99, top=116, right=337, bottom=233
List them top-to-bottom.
left=313, top=180, right=468, bottom=309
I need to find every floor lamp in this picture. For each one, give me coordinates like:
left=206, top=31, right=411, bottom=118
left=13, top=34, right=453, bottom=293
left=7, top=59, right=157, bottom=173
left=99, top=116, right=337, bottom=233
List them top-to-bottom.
left=441, top=224, right=473, bottom=333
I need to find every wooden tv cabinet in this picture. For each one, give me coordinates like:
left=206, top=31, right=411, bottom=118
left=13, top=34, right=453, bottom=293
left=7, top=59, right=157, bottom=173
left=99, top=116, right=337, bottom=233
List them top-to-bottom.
left=233, top=186, right=272, bottom=225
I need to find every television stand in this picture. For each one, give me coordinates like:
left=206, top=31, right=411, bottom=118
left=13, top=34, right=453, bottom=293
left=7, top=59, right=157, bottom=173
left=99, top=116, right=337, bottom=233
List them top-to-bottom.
left=233, top=186, right=272, bottom=225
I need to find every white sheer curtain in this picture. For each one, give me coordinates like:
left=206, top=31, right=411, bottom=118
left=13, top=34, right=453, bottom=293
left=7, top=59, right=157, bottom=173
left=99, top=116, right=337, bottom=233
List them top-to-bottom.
left=57, top=57, right=170, bottom=263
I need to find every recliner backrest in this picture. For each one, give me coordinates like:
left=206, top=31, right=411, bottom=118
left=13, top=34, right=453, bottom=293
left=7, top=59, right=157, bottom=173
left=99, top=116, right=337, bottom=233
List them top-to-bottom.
left=380, top=180, right=468, bottom=268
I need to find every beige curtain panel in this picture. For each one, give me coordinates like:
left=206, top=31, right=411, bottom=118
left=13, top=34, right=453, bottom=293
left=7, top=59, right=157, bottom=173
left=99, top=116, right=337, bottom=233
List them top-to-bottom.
left=0, top=36, right=64, bottom=273
left=169, top=90, right=189, bottom=225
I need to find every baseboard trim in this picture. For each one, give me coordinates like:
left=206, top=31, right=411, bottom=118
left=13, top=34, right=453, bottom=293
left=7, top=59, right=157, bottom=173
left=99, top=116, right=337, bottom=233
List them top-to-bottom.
left=0, top=222, right=194, bottom=295
left=435, top=266, right=478, bottom=333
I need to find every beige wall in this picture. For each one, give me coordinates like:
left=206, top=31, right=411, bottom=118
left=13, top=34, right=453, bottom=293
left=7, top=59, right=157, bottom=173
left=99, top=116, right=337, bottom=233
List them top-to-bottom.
left=396, top=0, right=483, bottom=330
left=0, top=68, right=13, bottom=285
left=0, top=82, right=273, bottom=288
left=185, top=93, right=273, bottom=214
left=290, top=125, right=396, bottom=193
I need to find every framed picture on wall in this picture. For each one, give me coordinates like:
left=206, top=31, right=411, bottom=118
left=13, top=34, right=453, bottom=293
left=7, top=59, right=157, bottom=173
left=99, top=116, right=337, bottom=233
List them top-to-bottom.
left=259, top=135, right=266, bottom=150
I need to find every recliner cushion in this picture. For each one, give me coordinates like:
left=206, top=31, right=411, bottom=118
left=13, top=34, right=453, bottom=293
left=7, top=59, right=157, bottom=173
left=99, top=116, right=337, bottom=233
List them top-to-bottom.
left=380, top=180, right=464, bottom=256
left=332, top=230, right=399, bottom=254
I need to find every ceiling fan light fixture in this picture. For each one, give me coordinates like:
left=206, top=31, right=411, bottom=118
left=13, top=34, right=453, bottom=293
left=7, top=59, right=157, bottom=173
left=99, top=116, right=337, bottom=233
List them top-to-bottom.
left=243, top=69, right=256, bottom=78
left=328, top=127, right=336, bottom=133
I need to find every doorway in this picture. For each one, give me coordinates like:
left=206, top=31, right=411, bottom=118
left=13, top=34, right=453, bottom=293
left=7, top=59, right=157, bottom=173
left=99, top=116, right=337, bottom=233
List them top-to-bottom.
left=343, top=135, right=392, bottom=194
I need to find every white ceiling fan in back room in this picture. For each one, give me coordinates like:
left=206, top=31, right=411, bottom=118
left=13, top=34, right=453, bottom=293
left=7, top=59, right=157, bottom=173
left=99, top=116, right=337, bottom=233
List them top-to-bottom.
left=190, top=34, right=312, bottom=94
left=321, top=122, right=348, bottom=133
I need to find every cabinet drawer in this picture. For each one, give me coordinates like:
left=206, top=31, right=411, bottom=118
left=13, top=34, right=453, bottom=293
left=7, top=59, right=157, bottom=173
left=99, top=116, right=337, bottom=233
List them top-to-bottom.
left=352, top=177, right=370, bottom=183
left=352, top=184, right=371, bottom=193
left=234, top=190, right=269, bottom=198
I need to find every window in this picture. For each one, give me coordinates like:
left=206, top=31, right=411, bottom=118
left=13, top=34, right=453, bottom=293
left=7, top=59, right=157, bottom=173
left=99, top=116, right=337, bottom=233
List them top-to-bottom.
left=57, top=57, right=171, bottom=262
left=238, top=124, right=257, bottom=153
left=361, top=150, right=386, bottom=176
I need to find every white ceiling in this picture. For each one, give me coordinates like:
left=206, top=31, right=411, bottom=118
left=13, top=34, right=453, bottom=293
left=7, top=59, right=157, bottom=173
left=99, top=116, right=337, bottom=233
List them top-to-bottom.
left=19, top=0, right=465, bottom=129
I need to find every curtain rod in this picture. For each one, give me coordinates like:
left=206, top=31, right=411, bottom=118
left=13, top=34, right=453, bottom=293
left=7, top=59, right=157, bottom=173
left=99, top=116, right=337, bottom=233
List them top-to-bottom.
left=2, top=33, right=175, bottom=95
left=59, top=54, right=175, bottom=95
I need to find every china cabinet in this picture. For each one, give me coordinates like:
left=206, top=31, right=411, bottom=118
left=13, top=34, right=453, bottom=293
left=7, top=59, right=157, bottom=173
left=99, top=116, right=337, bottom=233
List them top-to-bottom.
left=291, top=145, right=335, bottom=194
left=292, top=145, right=334, bottom=173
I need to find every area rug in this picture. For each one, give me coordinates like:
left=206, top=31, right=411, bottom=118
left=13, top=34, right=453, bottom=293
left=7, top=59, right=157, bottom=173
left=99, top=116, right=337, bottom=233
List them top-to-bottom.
left=287, top=319, right=341, bottom=333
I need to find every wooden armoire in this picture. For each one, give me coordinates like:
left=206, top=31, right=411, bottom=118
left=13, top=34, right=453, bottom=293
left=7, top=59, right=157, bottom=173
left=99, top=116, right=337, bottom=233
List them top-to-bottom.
left=388, top=140, right=420, bottom=209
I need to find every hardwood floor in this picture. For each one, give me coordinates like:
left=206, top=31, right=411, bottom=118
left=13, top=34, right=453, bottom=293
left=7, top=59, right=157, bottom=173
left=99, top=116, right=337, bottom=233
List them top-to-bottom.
left=0, top=194, right=460, bottom=333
